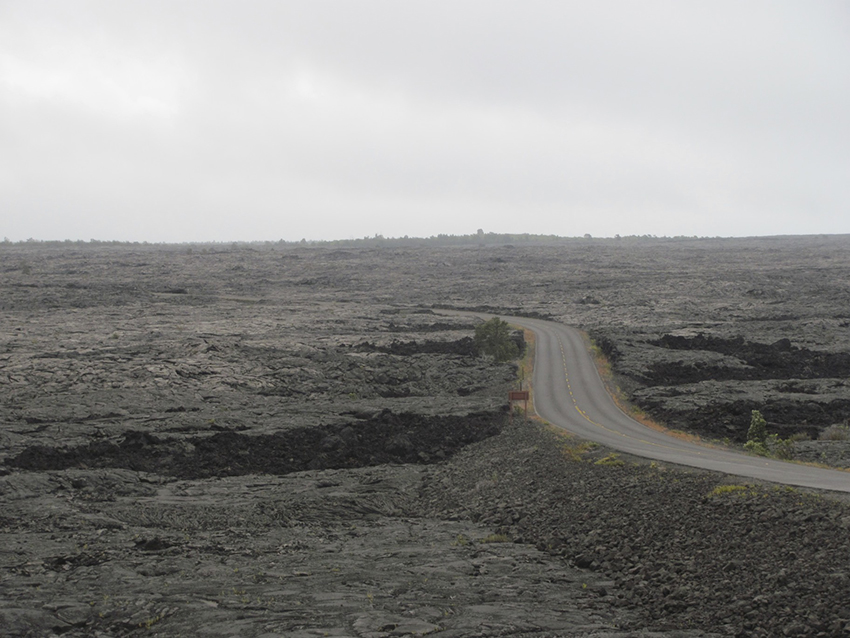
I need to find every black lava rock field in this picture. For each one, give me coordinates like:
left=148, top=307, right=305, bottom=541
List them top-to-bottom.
left=2, top=236, right=850, bottom=637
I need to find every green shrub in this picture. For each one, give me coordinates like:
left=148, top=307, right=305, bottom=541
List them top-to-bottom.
left=744, top=419, right=794, bottom=459
left=820, top=424, right=850, bottom=441
left=767, top=434, right=793, bottom=460
left=743, top=440, right=768, bottom=456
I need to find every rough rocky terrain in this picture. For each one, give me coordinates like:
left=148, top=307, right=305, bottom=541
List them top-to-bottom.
left=2, top=237, right=850, bottom=636
left=424, top=419, right=850, bottom=637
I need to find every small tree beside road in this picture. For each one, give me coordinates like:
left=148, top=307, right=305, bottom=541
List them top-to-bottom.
left=474, top=317, right=520, bottom=362
left=744, top=409, right=769, bottom=454
left=744, top=409, right=793, bottom=458
left=747, top=409, right=767, bottom=445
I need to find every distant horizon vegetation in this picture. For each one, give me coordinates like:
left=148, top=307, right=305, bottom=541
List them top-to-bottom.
left=2, top=231, right=848, bottom=250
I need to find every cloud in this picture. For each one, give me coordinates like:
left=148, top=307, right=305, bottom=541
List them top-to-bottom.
left=1, top=1, right=848, bottom=241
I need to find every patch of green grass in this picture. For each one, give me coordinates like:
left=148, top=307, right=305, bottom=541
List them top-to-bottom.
left=562, top=441, right=596, bottom=462
left=594, top=453, right=624, bottom=467
left=452, top=534, right=470, bottom=547
left=140, top=614, right=163, bottom=629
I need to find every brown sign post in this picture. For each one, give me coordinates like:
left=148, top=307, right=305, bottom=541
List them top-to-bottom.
left=508, top=390, right=530, bottom=421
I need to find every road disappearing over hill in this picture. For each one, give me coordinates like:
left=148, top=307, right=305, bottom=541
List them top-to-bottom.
left=447, top=312, right=850, bottom=494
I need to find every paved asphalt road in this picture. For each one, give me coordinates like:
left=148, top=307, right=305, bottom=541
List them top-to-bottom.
left=450, top=312, right=850, bottom=494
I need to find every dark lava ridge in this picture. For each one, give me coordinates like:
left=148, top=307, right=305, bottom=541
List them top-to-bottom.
left=645, top=334, right=850, bottom=384
left=6, top=410, right=503, bottom=479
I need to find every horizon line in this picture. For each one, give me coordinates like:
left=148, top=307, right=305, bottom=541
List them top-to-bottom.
left=3, top=231, right=849, bottom=247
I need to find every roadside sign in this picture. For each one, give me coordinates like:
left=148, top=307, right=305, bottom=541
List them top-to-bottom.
left=508, top=390, right=530, bottom=422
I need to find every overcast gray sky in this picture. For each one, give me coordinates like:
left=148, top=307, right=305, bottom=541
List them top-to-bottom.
left=2, top=1, right=848, bottom=242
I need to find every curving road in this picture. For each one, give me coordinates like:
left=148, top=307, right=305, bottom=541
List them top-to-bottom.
left=448, top=312, right=850, bottom=493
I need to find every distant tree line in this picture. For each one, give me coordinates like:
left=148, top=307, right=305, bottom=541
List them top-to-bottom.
left=1, top=232, right=732, bottom=249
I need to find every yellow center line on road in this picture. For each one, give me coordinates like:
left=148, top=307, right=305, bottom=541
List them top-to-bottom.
left=556, top=338, right=701, bottom=455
